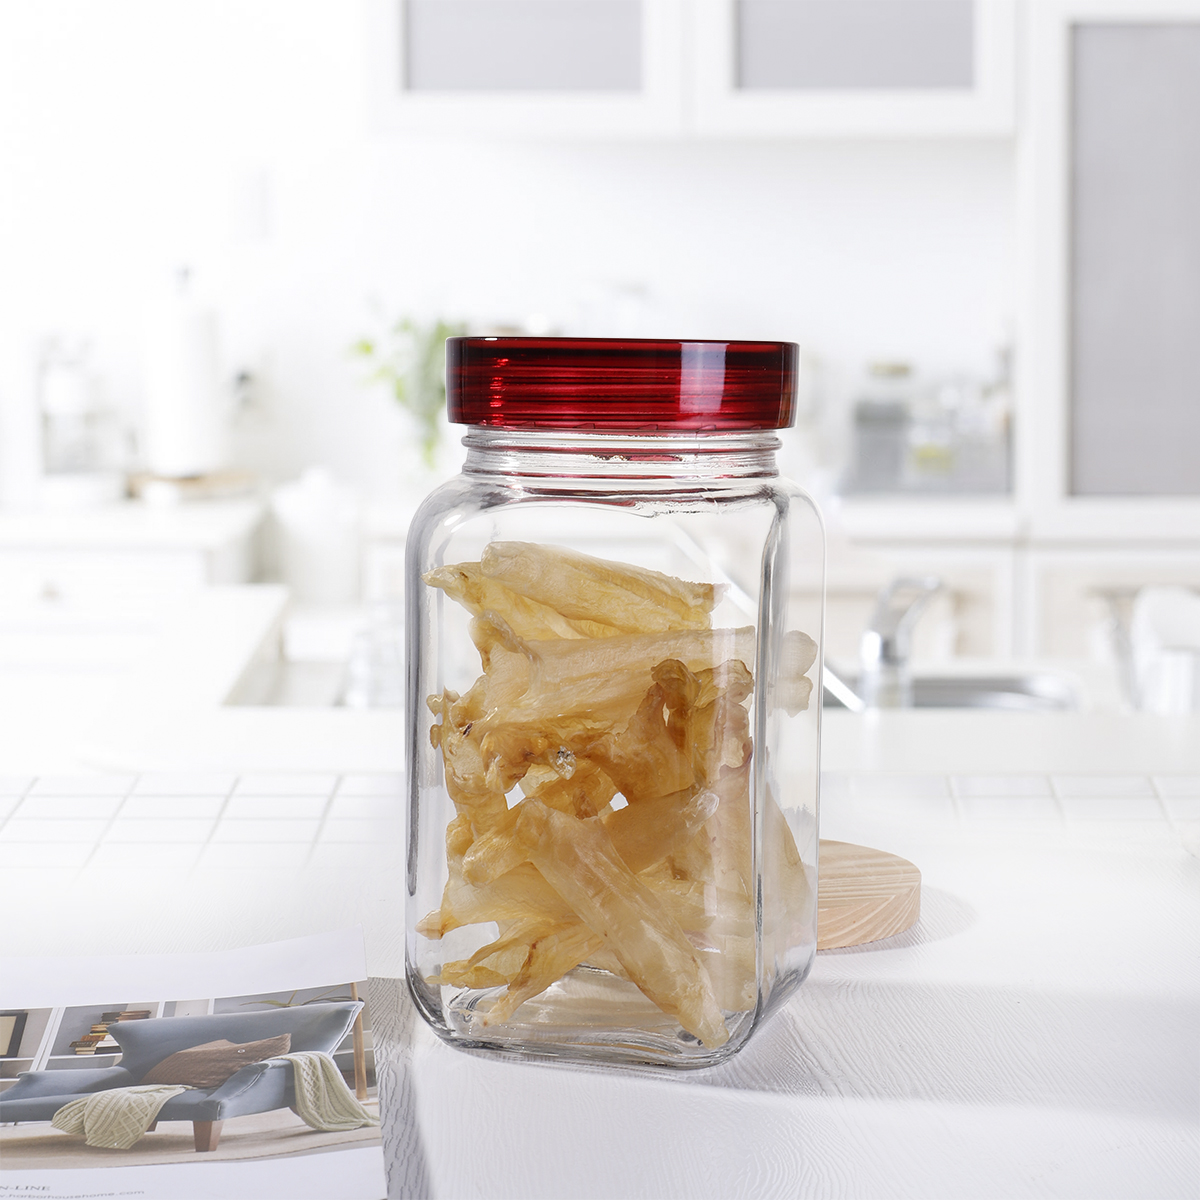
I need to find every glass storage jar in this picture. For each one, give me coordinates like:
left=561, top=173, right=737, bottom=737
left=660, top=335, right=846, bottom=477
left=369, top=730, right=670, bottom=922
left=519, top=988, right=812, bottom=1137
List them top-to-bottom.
left=406, top=338, right=824, bottom=1068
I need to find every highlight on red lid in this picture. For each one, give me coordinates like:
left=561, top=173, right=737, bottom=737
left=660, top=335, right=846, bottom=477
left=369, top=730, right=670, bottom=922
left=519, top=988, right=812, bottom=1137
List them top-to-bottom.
left=445, top=337, right=798, bottom=431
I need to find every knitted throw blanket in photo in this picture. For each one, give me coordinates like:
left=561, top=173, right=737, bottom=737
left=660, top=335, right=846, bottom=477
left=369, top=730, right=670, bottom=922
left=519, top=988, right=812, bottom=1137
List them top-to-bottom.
left=280, top=1051, right=379, bottom=1132
left=52, top=1084, right=190, bottom=1150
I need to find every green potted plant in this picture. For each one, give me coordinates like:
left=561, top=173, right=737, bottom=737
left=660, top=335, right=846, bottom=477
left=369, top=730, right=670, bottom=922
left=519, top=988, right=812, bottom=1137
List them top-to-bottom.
left=351, top=316, right=467, bottom=469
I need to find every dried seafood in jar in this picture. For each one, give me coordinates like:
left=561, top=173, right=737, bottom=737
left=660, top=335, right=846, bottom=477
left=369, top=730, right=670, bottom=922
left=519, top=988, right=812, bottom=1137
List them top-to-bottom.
left=420, top=541, right=815, bottom=1049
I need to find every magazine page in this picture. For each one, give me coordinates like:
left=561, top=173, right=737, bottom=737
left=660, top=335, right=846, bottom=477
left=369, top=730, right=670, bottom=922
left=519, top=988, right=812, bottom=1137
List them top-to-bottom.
left=0, top=928, right=386, bottom=1200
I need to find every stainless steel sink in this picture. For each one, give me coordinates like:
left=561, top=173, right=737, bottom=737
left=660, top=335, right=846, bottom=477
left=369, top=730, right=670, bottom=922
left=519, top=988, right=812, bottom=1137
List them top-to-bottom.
left=824, top=672, right=1081, bottom=712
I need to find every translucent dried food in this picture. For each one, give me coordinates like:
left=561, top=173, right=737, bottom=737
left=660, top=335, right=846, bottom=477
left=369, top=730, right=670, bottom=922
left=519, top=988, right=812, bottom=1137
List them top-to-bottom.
left=480, top=540, right=722, bottom=633
left=418, top=541, right=816, bottom=1049
left=514, top=799, right=729, bottom=1049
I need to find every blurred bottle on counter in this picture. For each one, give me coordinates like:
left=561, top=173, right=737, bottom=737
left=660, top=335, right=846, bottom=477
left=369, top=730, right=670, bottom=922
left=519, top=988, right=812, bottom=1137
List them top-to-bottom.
left=141, top=269, right=228, bottom=479
left=38, top=339, right=128, bottom=508
left=842, top=349, right=1012, bottom=497
left=842, top=361, right=917, bottom=494
left=270, top=466, right=362, bottom=605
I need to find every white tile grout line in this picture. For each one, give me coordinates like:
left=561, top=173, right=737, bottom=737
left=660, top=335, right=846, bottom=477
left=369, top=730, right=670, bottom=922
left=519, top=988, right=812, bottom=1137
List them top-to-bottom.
left=4, top=774, right=363, bottom=875
left=77, top=774, right=143, bottom=876
left=946, top=774, right=1067, bottom=822
left=185, top=775, right=244, bottom=880
left=304, top=775, right=345, bottom=866
left=1049, top=775, right=1169, bottom=824
left=0, top=776, right=36, bottom=835
left=1150, top=777, right=1187, bottom=832
left=1042, top=781, right=1068, bottom=823
left=946, top=783, right=965, bottom=823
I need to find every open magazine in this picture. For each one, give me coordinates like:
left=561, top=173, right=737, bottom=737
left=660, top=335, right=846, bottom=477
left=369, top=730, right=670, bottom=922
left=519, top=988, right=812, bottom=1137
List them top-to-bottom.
left=0, top=928, right=387, bottom=1200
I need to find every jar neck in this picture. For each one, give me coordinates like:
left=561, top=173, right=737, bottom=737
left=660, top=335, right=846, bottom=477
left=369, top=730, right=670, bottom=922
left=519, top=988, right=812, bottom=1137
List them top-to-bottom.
left=460, top=427, right=781, bottom=482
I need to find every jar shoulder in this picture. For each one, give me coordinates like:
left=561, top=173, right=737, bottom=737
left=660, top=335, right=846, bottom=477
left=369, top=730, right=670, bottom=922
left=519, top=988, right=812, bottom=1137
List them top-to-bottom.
left=405, top=473, right=825, bottom=558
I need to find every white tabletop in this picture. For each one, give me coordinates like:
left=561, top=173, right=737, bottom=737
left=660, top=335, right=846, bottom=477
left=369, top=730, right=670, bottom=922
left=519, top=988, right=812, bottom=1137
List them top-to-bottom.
left=1, top=764, right=1196, bottom=1199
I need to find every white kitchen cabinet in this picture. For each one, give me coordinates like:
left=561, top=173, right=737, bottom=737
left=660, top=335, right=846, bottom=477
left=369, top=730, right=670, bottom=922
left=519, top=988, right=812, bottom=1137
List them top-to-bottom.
left=366, top=0, right=1015, bottom=138
left=367, top=0, right=689, bottom=137
left=692, top=0, right=1016, bottom=137
left=1016, top=0, right=1200, bottom=540
left=0, top=501, right=264, bottom=613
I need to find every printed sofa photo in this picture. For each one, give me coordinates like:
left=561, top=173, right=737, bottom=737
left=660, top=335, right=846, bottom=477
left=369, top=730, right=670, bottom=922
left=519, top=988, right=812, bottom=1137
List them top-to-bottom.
left=0, top=997, right=380, bottom=1168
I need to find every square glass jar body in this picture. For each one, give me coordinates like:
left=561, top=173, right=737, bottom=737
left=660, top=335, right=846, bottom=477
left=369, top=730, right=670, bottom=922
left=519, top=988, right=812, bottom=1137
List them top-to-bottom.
left=405, top=427, right=824, bottom=1069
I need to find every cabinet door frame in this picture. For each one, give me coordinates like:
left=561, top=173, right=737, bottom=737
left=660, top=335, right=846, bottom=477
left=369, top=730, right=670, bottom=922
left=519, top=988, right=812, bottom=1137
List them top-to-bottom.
left=365, top=0, right=688, bottom=137
left=690, top=0, right=1016, bottom=137
left=1015, top=0, right=1200, bottom=542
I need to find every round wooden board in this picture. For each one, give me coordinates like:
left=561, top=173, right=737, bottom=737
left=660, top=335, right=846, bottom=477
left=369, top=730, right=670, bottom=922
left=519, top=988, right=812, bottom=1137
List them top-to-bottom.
left=816, top=839, right=921, bottom=950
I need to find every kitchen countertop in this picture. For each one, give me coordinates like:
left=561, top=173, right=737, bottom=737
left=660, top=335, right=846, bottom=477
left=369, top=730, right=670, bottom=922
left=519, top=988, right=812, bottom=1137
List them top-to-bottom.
left=0, top=498, right=264, bottom=550
left=1, top=575, right=1196, bottom=1197
left=1, top=756, right=1196, bottom=1198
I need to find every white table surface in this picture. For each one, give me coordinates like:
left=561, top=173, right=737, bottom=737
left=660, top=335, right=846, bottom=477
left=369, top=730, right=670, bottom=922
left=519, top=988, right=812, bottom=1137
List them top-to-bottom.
left=2, top=753, right=1197, bottom=1199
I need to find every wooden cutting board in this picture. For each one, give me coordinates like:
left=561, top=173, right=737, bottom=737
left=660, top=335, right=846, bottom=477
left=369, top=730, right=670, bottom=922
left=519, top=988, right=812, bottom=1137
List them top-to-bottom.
left=816, top=839, right=921, bottom=950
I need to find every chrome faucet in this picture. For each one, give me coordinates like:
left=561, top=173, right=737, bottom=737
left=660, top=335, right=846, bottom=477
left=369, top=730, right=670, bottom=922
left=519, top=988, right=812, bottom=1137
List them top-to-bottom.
left=859, top=576, right=943, bottom=708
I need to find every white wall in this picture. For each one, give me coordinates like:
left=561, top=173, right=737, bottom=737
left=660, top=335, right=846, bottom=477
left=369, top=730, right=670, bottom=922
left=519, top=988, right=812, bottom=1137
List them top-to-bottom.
left=0, top=0, right=1014, bottom=504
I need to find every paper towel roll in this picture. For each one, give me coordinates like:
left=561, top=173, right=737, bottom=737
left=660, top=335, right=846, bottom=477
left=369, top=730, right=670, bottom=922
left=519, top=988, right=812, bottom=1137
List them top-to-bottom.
left=142, top=273, right=227, bottom=477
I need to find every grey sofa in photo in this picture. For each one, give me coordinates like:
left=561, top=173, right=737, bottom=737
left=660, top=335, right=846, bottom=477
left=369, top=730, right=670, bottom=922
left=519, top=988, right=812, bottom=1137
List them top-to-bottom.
left=0, top=1001, right=361, bottom=1152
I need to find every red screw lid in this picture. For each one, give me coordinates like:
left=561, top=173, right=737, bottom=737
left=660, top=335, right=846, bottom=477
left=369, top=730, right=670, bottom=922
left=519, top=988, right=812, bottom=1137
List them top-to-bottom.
left=446, top=337, right=798, bottom=431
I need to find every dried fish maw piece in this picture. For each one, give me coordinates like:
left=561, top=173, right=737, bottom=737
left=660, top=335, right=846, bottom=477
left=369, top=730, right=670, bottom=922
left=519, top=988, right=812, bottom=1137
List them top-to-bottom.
left=481, top=541, right=721, bottom=633
left=423, top=562, right=616, bottom=640
left=449, top=619, right=534, bottom=729
left=488, top=626, right=755, bottom=731
left=783, top=628, right=817, bottom=677
left=779, top=629, right=818, bottom=716
left=653, top=657, right=753, bottom=786
left=653, top=659, right=702, bottom=750
left=779, top=675, right=813, bottom=717
left=583, top=682, right=694, bottom=803
left=427, top=694, right=508, bottom=830
left=691, top=696, right=752, bottom=785
left=477, top=717, right=611, bottom=798
left=479, top=727, right=556, bottom=795
left=520, top=759, right=617, bottom=819
left=695, top=761, right=755, bottom=900
left=457, top=772, right=616, bottom=887
left=603, top=787, right=719, bottom=873
left=761, top=788, right=815, bottom=947
left=514, top=799, right=729, bottom=1048
left=461, top=809, right=526, bottom=886
left=445, top=813, right=474, bottom=859
left=662, top=817, right=716, bottom=887
left=418, top=860, right=575, bottom=939
left=640, top=873, right=715, bottom=932
left=701, top=883, right=756, bottom=940
left=437, top=917, right=555, bottom=990
left=485, top=921, right=606, bottom=1025
left=690, top=935, right=757, bottom=1013
left=583, top=946, right=632, bottom=981
left=433, top=963, right=510, bottom=989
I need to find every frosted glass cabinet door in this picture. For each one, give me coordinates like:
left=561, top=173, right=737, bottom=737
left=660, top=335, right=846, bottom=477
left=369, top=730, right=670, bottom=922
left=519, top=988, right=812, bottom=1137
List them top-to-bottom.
left=366, top=0, right=687, bottom=135
left=692, top=0, right=1015, bottom=135
left=1018, top=1, right=1200, bottom=538
left=1069, top=22, right=1200, bottom=496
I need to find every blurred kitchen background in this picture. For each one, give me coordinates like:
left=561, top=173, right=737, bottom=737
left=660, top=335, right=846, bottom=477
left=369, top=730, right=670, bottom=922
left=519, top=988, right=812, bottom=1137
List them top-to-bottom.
left=0, top=0, right=1197, bottom=734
